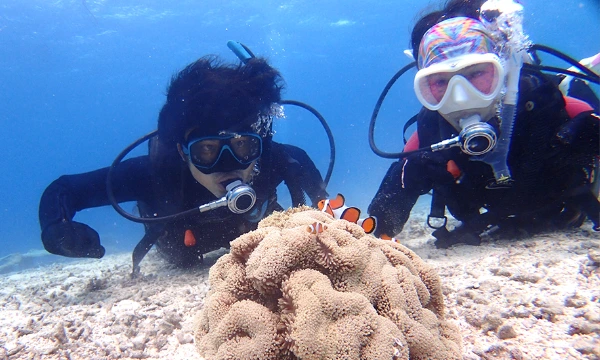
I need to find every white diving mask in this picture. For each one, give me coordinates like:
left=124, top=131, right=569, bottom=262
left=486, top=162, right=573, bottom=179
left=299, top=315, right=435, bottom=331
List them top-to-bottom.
left=414, top=53, right=505, bottom=115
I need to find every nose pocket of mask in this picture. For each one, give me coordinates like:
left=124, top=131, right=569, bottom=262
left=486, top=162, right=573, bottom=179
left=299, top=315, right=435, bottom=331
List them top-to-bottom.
left=451, top=80, right=470, bottom=105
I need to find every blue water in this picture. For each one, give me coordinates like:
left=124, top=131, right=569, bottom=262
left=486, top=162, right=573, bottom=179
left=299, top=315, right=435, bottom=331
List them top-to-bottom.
left=0, top=0, right=598, bottom=258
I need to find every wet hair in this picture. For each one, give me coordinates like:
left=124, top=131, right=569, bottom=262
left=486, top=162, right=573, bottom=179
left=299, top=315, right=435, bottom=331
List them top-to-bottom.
left=411, top=0, right=486, bottom=61
left=157, top=56, right=284, bottom=147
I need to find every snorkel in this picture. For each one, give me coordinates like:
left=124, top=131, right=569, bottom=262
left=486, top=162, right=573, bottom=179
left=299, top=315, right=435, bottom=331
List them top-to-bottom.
left=475, top=0, right=531, bottom=187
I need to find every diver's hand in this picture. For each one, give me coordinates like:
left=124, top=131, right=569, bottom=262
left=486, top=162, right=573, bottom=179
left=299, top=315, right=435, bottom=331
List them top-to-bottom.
left=554, top=112, right=599, bottom=154
left=401, top=152, right=456, bottom=192
left=42, top=220, right=105, bottom=258
left=432, top=226, right=481, bottom=249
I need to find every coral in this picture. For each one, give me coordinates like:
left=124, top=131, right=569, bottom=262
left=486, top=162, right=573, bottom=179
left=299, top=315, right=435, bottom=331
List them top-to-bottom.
left=195, top=208, right=462, bottom=359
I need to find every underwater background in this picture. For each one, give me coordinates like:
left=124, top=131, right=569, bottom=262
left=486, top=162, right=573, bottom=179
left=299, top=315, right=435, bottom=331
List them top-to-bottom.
left=0, top=0, right=598, bottom=258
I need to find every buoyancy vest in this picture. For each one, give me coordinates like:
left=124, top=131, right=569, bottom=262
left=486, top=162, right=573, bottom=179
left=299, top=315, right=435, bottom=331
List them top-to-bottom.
left=402, top=69, right=598, bottom=232
left=402, top=96, right=595, bottom=154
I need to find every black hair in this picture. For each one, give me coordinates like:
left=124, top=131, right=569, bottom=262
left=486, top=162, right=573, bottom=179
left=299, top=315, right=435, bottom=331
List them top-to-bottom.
left=411, top=0, right=486, bottom=61
left=157, top=56, right=284, bottom=147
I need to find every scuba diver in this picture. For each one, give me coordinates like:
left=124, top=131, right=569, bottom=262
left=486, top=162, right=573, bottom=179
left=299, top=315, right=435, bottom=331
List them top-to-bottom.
left=368, top=0, right=600, bottom=248
left=39, top=50, right=332, bottom=273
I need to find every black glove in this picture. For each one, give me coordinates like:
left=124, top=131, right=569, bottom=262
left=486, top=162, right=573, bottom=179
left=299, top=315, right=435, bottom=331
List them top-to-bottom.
left=554, top=112, right=599, bottom=154
left=401, top=152, right=456, bottom=192
left=42, top=220, right=105, bottom=258
left=432, top=226, right=481, bottom=249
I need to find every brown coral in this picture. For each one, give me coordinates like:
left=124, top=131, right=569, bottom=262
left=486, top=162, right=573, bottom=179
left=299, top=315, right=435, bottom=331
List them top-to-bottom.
left=195, top=208, right=462, bottom=359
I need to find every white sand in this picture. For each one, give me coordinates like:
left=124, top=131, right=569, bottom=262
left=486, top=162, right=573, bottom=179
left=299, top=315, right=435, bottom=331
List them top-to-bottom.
left=1, top=217, right=598, bottom=360
left=402, top=218, right=600, bottom=360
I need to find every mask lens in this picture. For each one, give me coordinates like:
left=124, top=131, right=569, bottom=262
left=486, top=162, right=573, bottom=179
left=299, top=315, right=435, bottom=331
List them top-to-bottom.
left=461, top=63, right=498, bottom=95
left=422, top=73, right=453, bottom=105
left=186, top=133, right=262, bottom=169
left=229, top=135, right=261, bottom=162
left=188, top=138, right=222, bottom=167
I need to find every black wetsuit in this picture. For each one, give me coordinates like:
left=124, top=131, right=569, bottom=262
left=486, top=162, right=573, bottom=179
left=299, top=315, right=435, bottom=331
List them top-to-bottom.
left=369, top=68, right=599, bottom=246
left=39, top=141, right=327, bottom=269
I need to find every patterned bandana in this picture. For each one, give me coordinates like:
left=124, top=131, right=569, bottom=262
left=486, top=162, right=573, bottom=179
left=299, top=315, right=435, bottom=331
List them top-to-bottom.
left=418, top=17, right=495, bottom=69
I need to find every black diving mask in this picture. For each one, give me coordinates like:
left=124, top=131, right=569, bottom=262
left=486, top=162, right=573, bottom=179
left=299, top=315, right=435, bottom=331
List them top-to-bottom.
left=183, top=132, right=262, bottom=174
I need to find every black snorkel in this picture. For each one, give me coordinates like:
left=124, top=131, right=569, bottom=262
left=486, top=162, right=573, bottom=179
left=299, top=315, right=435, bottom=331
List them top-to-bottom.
left=106, top=41, right=336, bottom=224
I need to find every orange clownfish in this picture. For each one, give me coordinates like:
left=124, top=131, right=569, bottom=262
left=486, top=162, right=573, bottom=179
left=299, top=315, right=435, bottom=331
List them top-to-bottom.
left=318, top=194, right=377, bottom=234
left=306, top=222, right=327, bottom=234
left=184, top=229, right=197, bottom=247
left=380, top=233, right=400, bottom=243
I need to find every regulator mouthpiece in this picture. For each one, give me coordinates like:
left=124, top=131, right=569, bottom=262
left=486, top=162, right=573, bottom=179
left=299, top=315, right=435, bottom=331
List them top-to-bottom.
left=431, top=115, right=497, bottom=156
left=459, top=122, right=497, bottom=155
left=198, top=180, right=257, bottom=214
left=225, top=180, right=257, bottom=214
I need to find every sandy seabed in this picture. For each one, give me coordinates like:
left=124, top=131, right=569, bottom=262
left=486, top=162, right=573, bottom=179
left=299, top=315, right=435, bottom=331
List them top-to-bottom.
left=0, top=213, right=599, bottom=360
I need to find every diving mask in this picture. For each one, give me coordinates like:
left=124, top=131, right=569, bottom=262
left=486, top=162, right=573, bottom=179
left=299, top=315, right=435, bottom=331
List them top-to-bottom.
left=414, top=53, right=505, bottom=115
left=183, top=132, right=262, bottom=174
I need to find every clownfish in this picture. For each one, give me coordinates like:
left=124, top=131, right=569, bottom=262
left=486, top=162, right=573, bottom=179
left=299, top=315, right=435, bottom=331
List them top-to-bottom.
left=317, top=194, right=377, bottom=234
left=306, top=222, right=327, bottom=234
left=380, top=233, right=400, bottom=243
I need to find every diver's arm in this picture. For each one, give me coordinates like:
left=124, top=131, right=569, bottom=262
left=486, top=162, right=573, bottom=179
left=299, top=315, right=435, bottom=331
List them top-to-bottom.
left=555, top=110, right=600, bottom=155
left=273, top=142, right=328, bottom=207
left=38, top=156, right=153, bottom=232
left=368, top=160, right=422, bottom=238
